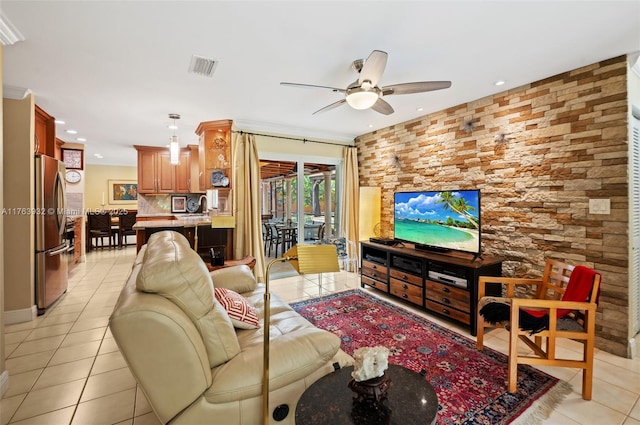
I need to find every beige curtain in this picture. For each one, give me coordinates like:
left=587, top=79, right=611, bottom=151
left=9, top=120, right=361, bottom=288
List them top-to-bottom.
left=232, top=130, right=265, bottom=282
left=340, top=147, right=359, bottom=258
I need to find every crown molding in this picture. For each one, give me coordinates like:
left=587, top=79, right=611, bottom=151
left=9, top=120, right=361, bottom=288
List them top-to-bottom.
left=0, top=12, right=25, bottom=46
left=2, top=85, right=31, bottom=100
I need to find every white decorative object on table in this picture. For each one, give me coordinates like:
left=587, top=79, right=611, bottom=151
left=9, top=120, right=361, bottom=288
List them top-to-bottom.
left=351, top=346, right=390, bottom=382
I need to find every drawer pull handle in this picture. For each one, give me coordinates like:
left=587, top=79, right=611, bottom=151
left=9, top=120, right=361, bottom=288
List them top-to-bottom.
left=372, top=265, right=377, bottom=269
left=372, top=272, right=377, bottom=278
left=402, top=275, right=408, bottom=280
left=402, top=284, right=408, bottom=289
left=442, top=287, right=450, bottom=293
left=402, top=294, right=408, bottom=299
left=441, top=297, right=450, bottom=304
left=442, top=308, right=450, bottom=315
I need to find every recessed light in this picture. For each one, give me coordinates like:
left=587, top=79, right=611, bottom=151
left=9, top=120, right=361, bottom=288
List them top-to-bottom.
left=494, top=80, right=506, bottom=86
left=416, top=107, right=424, bottom=112
left=55, top=119, right=66, bottom=125
left=168, top=124, right=178, bottom=130
left=368, top=124, right=373, bottom=128
left=66, top=129, right=78, bottom=134
left=76, top=137, right=86, bottom=142
left=93, top=153, right=103, bottom=159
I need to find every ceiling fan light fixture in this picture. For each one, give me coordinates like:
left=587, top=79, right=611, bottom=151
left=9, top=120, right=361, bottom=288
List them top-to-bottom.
left=346, top=87, right=379, bottom=110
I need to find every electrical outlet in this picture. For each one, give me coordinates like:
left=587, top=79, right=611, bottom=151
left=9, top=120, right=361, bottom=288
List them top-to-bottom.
left=588, top=199, right=610, bottom=214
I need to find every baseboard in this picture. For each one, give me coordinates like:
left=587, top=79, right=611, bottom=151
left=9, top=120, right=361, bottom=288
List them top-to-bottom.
left=4, top=305, right=38, bottom=325
left=0, top=370, right=9, bottom=397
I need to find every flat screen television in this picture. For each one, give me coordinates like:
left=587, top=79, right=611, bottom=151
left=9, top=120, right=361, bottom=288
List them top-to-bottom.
left=393, top=190, right=481, bottom=256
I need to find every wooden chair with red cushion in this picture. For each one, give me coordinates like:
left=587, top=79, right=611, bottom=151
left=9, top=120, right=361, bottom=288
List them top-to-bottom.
left=477, top=259, right=601, bottom=400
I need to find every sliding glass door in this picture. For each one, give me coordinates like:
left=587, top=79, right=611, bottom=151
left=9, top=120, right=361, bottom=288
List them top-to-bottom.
left=260, top=157, right=341, bottom=256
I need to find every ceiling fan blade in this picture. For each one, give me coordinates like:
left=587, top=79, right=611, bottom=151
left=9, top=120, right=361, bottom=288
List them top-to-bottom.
left=358, top=50, right=388, bottom=87
left=381, top=81, right=452, bottom=96
left=280, top=82, right=345, bottom=93
left=371, top=98, right=394, bottom=115
left=312, top=99, right=347, bottom=115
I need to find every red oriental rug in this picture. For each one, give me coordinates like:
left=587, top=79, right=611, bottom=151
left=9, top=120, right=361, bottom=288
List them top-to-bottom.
left=291, top=289, right=571, bottom=425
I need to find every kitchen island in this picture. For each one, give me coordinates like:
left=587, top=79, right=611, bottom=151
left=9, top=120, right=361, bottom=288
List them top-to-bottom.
left=133, top=215, right=234, bottom=261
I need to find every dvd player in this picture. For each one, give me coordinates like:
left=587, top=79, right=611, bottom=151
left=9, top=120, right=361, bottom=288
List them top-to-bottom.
left=369, top=237, right=396, bottom=246
left=365, top=254, right=387, bottom=265
left=428, top=271, right=467, bottom=288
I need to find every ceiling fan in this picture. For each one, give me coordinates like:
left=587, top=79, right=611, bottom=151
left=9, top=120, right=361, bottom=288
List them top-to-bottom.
left=281, top=50, right=451, bottom=115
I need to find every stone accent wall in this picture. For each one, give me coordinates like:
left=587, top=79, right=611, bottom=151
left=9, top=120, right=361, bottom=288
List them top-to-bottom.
left=356, top=55, right=629, bottom=356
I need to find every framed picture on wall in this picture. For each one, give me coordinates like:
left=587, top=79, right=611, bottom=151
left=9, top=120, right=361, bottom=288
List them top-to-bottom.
left=62, top=148, right=84, bottom=170
left=109, top=180, right=138, bottom=204
left=171, top=195, right=187, bottom=213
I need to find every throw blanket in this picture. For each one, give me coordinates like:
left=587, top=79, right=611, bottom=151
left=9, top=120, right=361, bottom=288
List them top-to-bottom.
left=479, top=265, right=598, bottom=333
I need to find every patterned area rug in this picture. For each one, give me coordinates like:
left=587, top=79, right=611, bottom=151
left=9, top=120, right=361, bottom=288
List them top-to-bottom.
left=291, top=289, right=571, bottom=425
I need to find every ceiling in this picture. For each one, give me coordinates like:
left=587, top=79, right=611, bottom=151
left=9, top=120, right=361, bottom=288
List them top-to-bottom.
left=2, top=1, right=639, bottom=167
left=259, top=159, right=334, bottom=180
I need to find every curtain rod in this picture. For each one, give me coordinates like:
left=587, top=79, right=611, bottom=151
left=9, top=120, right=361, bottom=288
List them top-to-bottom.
left=232, top=130, right=355, bottom=148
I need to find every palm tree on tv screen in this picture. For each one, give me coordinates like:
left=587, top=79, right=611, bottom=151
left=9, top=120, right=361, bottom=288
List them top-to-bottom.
left=436, top=191, right=479, bottom=229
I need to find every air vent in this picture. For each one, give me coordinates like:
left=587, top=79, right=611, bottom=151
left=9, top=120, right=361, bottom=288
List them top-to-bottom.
left=189, top=55, right=218, bottom=77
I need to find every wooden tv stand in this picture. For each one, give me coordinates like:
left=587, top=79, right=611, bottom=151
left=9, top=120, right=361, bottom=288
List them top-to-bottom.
left=360, top=241, right=503, bottom=336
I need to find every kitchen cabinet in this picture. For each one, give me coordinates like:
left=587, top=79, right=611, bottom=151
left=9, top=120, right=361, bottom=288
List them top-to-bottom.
left=34, top=105, right=56, bottom=157
left=195, top=119, right=232, bottom=192
left=188, top=144, right=201, bottom=193
left=134, top=146, right=192, bottom=194
left=174, top=150, right=191, bottom=193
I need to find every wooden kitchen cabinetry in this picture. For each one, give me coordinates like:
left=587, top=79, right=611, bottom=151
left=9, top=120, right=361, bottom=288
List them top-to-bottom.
left=34, top=105, right=56, bottom=157
left=195, top=119, right=232, bottom=192
left=134, top=146, right=191, bottom=194
left=360, top=241, right=503, bottom=336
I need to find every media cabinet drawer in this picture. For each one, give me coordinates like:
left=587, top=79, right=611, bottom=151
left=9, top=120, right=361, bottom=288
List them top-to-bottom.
left=362, top=261, right=388, bottom=281
left=390, top=269, right=422, bottom=286
left=362, top=275, right=388, bottom=292
left=390, top=279, right=423, bottom=305
left=426, top=280, right=469, bottom=312
left=425, top=300, right=470, bottom=325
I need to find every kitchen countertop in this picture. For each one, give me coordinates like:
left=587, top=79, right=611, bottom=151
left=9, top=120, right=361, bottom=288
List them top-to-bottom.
left=132, top=216, right=212, bottom=230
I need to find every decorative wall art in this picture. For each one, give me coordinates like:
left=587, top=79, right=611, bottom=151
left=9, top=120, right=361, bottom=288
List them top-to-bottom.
left=62, top=148, right=84, bottom=170
left=109, top=180, right=138, bottom=204
left=171, top=195, right=187, bottom=213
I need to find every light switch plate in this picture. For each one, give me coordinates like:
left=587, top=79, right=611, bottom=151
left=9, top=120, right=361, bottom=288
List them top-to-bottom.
left=589, top=199, right=610, bottom=214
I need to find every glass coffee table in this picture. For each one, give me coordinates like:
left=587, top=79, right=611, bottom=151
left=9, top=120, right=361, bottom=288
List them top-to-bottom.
left=295, top=364, right=438, bottom=424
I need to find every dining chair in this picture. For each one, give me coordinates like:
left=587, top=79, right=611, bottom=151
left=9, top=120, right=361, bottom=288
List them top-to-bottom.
left=118, top=210, right=137, bottom=248
left=86, top=211, right=116, bottom=250
left=262, top=222, right=274, bottom=256
left=477, top=259, right=601, bottom=400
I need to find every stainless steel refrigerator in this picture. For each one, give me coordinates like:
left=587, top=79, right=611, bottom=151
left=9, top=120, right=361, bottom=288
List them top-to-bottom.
left=35, top=154, right=68, bottom=314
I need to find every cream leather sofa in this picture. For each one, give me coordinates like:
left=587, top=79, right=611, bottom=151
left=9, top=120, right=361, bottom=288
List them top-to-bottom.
left=109, top=231, right=352, bottom=424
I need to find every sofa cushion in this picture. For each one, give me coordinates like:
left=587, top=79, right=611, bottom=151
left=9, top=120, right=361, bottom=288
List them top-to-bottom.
left=136, top=231, right=240, bottom=367
left=210, top=265, right=257, bottom=294
left=214, top=288, right=259, bottom=329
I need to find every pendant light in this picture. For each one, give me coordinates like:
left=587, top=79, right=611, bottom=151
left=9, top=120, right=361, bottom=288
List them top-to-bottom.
left=169, top=113, right=180, bottom=165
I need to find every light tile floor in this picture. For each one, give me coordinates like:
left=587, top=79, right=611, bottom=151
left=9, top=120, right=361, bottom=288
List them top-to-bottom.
left=2, top=248, right=640, bottom=424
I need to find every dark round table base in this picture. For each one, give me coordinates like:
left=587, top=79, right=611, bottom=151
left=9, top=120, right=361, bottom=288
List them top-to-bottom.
left=295, top=364, right=438, bottom=425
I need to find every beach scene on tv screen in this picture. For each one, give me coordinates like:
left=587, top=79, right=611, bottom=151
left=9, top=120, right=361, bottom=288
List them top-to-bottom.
left=394, top=191, right=480, bottom=253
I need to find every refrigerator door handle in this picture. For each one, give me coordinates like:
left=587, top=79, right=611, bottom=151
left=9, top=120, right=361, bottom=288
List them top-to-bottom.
left=54, top=170, right=67, bottom=236
left=47, top=243, right=69, bottom=256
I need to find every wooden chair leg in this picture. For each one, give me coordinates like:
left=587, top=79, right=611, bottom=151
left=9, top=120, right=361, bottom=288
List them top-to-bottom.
left=507, top=312, right=519, bottom=393
left=476, top=314, right=485, bottom=349
left=582, top=339, right=595, bottom=400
